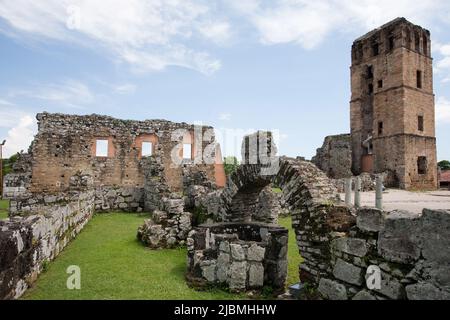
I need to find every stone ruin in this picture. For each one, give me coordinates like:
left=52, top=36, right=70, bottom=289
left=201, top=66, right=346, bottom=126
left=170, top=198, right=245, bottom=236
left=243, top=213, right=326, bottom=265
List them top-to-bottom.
left=0, top=112, right=226, bottom=299
left=0, top=112, right=449, bottom=300
left=186, top=131, right=450, bottom=299
left=186, top=222, right=288, bottom=293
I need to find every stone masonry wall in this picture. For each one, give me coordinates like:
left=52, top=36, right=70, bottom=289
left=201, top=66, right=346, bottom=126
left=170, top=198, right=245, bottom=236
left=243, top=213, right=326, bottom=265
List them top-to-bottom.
left=29, top=112, right=224, bottom=194
left=312, top=134, right=353, bottom=179
left=2, top=154, right=32, bottom=200
left=0, top=187, right=95, bottom=299
left=314, top=207, right=450, bottom=300
left=186, top=222, right=288, bottom=294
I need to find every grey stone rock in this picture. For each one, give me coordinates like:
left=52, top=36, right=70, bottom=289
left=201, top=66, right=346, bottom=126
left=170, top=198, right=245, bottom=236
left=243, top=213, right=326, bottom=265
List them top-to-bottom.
left=356, top=207, right=385, bottom=232
left=420, top=209, right=450, bottom=263
left=378, top=211, right=421, bottom=264
left=331, top=237, right=368, bottom=257
left=219, top=241, right=230, bottom=253
left=230, top=243, right=246, bottom=261
left=247, top=244, right=265, bottom=262
left=216, top=253, right=230, bottom=283
left=333, top=258, right=364, bottom=286
left=230, top=261, right=247, bottom=291
left=202, top=262, right=217, bottom=283
left=248, top=263, right=264, bottom=288
left=372, top=271, right=405, bottom=300
left=318, top=278, right=348, bottom=300
left=406, top=282, right=450, bottom=300
left=352, top=290, right=377, bottom=300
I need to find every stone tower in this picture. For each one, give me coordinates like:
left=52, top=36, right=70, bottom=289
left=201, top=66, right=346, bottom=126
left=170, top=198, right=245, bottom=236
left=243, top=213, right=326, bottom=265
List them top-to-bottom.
left=350, top=18, right=437, bottom=190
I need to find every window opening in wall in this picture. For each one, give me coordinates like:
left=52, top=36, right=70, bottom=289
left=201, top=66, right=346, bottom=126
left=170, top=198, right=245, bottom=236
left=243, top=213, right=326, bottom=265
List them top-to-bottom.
left=415, top=32, right=420, bottom=52
left=388, top=36, right=395, bottom=51
left=423, top=36, right=428, bottom=56
left=372, top=43, right=379, bottom=56
left=367, top=66, right=374, bottom=79
left=417, top=70, right=422, bottom=89
left=378, top=80, right=383, bottom=88
left=368, top=83, right=374, bottom=95
left=418, top=116, right=424, bottom=132
left=378, top=121, right=384, bottom=135
left=96, top=140, right=108, bottom=157
left=142, top=142, right=153, bottom=157
left=183, top=143, right=192, bottom=160
left=417, top=156, right=428, bottom=175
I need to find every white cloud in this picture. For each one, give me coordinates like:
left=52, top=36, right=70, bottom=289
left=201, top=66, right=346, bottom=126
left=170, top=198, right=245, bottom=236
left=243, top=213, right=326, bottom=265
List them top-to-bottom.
left=0, top=0, right=230, bottom=75
left=228, top=0, right=450, bottom=49
left=198, top=21, right=232, bottom=45
left=435, top=42, right=450, bottom=83
left=7, top=79, right=94, bottom=108
left=114, top=84, right=137, bottom=95
left=436, top=97, right=450, bottom=124
left=0, top=108, right=37, bottom=157
left=219, top=113, right=232, bottom=121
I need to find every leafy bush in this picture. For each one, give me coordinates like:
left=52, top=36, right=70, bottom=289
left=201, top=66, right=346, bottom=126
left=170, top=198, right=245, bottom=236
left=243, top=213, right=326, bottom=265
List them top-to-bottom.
left=223, top=156, right=239, bottom=176
left=438, top=160, right=450, bottom=171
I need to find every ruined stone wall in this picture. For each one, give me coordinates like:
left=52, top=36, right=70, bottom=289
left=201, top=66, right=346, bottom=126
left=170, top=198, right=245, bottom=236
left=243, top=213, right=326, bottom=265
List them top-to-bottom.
left=29, top=113, right=224, bottom=195
left=312, top=134, right=352, bottom=179
left=2, top=154, right=32, bottom=199
left=0, top=187, right=94, bottom=299
left=313, top=208, right=450, bottom=300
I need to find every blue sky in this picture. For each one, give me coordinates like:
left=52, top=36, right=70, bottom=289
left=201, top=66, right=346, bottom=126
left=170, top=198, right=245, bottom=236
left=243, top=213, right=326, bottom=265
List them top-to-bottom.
left=0, top=0, right=449, bottom=161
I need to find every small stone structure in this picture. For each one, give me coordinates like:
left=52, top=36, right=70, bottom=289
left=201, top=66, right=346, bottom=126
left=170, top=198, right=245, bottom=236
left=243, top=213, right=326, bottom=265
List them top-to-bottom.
left=186, top=222, right=288, bottom=293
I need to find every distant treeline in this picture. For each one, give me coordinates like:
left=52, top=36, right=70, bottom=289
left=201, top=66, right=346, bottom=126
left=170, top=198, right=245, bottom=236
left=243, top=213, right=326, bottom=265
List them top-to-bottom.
left=2, top=154, right=18, bottom=177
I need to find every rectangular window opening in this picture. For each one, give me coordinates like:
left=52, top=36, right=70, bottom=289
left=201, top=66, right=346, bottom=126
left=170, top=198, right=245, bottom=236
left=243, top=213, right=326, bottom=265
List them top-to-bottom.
left=388, top=36, right=395, bottom=51
left=372, top=43, right=379, bottom=56
left=367, top=66, right=374, bottom=79
left=417, top=70, right=422, bottom=89
left=378, top=80, right=383, bottom=88
left=368, top=83, right=374, bottom=95
left=418, top=116, right=424, bottom=132
left=378, top=121, right=384, bottom=135
left=96, top=139, right=109, bottom=157
left=142, top=142, right=153, bottom=157
left=183, top=143, right=192, bottom=160
left=417, top=156, right=428, bottom=175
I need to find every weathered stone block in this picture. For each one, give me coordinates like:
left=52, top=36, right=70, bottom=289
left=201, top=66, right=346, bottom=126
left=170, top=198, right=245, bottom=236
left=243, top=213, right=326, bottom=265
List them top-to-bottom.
left=356, top=207, right=385, bottom=232
left=420, top=209, right=450, bottom=263
left=378, top=211, right=421, bottom=264
left=331, top=237, right=368, bottom=257
left=230, top=244, right=245, bottom=261
left=247, top=244, right=265, bottom=262
left=216, top=253, right=230, bottom=283
left=333, top=258, right=364, bottom=286
left=201, top=261, right=217, bottom=283
left=230, top=261, right=247, bottom=291
left=248, top=263, right=264, bottom=288
left=372, top=271, right=405, bottom=300
left=318, top=278, right=348, bottom=300
left=406, top=282, right=450, bottom=300
left=352, top=290, right=377, bottom=300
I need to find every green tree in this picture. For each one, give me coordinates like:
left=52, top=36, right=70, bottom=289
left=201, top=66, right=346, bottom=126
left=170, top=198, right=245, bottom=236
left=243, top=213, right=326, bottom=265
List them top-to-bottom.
left=2, top=154, right=19, bottom=177
left=223, top=156, right=239, bottom=176
left=438, top=160, right=450, bottom=171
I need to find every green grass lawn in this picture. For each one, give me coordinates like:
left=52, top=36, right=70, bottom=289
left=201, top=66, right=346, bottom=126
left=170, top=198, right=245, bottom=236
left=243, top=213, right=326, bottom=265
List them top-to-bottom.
left=0, top=199, right=9, bottom=220
left=22, top=213, right=302, bottom=300
left=279, top=217, right=303, bottom=286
